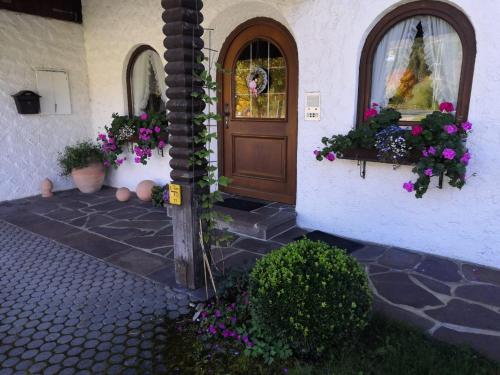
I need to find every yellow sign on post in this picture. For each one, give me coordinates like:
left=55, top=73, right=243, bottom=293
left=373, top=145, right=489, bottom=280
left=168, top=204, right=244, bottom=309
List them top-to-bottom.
left=169, top=184, right=182, bottom=206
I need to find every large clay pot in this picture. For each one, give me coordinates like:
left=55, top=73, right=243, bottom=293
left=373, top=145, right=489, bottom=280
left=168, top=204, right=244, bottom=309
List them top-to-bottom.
left=71, top=162, right=105, bottom=194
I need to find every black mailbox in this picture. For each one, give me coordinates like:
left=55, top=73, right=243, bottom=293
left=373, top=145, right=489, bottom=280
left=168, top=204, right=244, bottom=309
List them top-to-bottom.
left=12, top=91, right=41, bottom=114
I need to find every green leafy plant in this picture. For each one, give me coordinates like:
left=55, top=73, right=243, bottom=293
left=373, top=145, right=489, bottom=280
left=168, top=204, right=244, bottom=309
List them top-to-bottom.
left=191, top=58, right=233, bottom=250
left=315, top=102, right=472, bottom=198
left=57, top=141, right=104, bottom=176
left=151, top=184, right=169, bottom=207
left=249, top=239, right=372, bottom=359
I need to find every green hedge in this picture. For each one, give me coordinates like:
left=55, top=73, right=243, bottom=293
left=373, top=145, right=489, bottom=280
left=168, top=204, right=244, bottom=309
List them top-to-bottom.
left=249, top=239, right=372, bottom=358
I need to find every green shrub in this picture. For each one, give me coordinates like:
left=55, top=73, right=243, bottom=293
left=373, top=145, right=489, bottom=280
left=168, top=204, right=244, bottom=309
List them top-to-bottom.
left=58, top=141, right=104, bottom=176
left=249, top=239, right=372, bottom=358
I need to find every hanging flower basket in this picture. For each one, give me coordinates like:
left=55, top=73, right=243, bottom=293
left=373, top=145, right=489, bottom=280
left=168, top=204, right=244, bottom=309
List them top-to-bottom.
left=314, top=102, right=473, bottom=198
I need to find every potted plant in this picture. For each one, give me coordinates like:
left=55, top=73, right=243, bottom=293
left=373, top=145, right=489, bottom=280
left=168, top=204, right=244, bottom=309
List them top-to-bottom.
left=58, top=141, right=106, bottom=193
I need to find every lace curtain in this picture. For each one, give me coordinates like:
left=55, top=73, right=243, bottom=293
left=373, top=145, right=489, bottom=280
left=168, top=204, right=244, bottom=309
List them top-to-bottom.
left=370, top=16, right=462, bottom=109
left=131, top=50, right=168, bottom=116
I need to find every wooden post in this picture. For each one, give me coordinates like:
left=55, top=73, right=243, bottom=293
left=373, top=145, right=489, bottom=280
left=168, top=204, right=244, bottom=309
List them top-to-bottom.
left=162, top=0, right=206, bottom=289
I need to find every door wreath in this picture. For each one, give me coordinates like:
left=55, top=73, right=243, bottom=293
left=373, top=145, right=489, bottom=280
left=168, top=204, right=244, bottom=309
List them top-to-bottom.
left=247, top=67, right=268, bottom=97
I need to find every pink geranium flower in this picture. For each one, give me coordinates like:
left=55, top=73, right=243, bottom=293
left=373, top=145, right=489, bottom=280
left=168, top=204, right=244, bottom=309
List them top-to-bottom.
left=439, top=102, right=454, bottom=112
left=364, top=108, right=378, bottom=121
left=140, top=113, right=149, bottom=121
left=462, top=121, right=473, bottom=131
left=411, top=124, right=423, bottom=136
left=444, top=124, right=458, bottom=134
left=442, top=148, right=456, bottom=160
left=326, top=152, right=336, bottom=161
left=460, top=152, right=471, bottom=165
left=424, top=168, right=433, bottom=177
left=403, top=181, right=414, bottom=192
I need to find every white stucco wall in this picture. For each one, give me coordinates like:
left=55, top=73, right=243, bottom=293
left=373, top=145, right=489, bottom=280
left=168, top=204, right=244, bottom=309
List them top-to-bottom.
left=80, top=0, right=500, bottom=268
left=82, top=0, right=171, bottom=191
left=201, top=0, right=500, bottom=268
left=0, top=10, right=93, bottom=201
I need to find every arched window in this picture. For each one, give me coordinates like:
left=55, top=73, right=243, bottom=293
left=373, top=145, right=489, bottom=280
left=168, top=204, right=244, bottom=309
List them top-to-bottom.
left=357, top=1, right=476, bottom=124
left=126, top=45, right=167, bottom=116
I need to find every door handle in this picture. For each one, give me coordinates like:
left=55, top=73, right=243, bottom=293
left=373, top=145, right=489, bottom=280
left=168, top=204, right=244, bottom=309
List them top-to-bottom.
left=224, top=103, right=230, bottom=129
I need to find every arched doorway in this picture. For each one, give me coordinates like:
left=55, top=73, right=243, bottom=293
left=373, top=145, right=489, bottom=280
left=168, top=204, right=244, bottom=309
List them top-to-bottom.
left=218, top=18, right=298, bottom=204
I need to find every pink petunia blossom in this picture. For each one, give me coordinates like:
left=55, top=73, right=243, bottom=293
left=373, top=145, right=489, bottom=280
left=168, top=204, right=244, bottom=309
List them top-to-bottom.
left=439, top=102, right=454, bottom=112
left=364, top=108, right=378, bottom=121
left=140, top=113, right=149, bottom=121
left=462, top=121, right=473, bottom=131
left=444, top=124, right=458, bottom=134
left=411, top=125, right=423, bottom=136
left=154, top=126, right=161, bottom=133
left=442, top=148, right=456, bottom=160
left=326, top=152, right=336, bottom=161
left=460, top=152, right=471, bottom=165
left=424, top=168, right=433, bottom=177
left=403, top=181, right=414, bottom=192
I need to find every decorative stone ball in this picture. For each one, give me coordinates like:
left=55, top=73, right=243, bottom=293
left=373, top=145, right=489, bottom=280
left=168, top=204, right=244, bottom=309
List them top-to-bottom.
left=41, top=178, right=53, bottom=198
left=136, top=180, right=155, bottom=202
left=116, top=187, right=131, bottom=202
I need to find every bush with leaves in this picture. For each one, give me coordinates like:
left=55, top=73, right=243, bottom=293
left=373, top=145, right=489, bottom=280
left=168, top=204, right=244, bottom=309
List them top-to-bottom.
left=57, top=141, right=104, bottom=176
left=249, top=239, right=372, bottom=359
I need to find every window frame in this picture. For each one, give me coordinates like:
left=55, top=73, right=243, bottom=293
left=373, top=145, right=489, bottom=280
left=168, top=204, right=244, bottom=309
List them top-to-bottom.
left=357, top=0, right=476, bottom=125
left=126, top=44, right=157, bottom=117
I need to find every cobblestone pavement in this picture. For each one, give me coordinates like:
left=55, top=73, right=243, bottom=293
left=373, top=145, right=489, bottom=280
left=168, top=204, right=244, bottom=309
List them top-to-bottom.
left=2, top=188, right=500, bottom=363
left=0, top=221, right=189, bottom=374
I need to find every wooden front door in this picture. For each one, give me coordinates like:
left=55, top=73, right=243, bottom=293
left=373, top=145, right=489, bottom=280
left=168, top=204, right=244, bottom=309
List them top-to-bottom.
left=219, top=19, right=298, bottom=204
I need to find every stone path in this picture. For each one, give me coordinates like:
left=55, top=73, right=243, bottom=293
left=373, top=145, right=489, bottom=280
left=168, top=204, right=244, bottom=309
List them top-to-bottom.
left=2, top=187, right=500, bottom=363
left=0, top=221, right=188, bottom=374
left=352, top=245, right=500, bottom=361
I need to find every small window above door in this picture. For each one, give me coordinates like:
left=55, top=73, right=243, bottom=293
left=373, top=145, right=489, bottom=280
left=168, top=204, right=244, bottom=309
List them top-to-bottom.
left=233, top=39, right=287, bottom=119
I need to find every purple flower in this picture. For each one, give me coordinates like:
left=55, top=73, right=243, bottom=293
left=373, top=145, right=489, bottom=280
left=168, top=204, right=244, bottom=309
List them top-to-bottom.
left=140, top=113, right=149, bottom=121
left=462, top=121, right=473, bottom=131
left=444, top=124, right=458, bottom=134
left=154, top=126, right=161, bottom=133
left=98, top=133, right=107, bottom=141
left=158, top=140, right=166, bottom=149
left=428, top=146, right=436, bottom=155
left=442, top=148, right=456, bottom=160
left=422, top=149, right=429, bottom=157
left=313, top=150, right=320, bottom=157
left=326, top=152, right=336, bottom=161
left=460, top=152, right=471, bottom=165
left=134, top=157, right=142, bottom=164
left=116, top=158, right=124, bottom=165
left=103, top=161, right=111, bottom=168
left=424, top=168, right=433, bottom=177
left=403, top=181, right=414, bottom=192
left=163, top=189, right=169, bottom=203
left=214, top=310, right=222, bottom=318
left=200, top=311, right=208, bottom=319
left=230, top=316, right=237, bottom=324
left=218, top=323, right=226, bottom=330
left=208, top=325, right=217, bottom=335
left=222, top=330, right=230, bottom=338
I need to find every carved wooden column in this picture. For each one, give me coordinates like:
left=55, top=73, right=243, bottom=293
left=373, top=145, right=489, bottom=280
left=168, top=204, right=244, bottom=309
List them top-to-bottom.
left=162, top=0, right=206, bottom=289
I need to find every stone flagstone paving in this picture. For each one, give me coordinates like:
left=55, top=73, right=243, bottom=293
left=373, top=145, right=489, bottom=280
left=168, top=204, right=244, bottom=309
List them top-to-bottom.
left=1, top=187, right=500, bottom=363
left=0, top=221, right=188, bottom=374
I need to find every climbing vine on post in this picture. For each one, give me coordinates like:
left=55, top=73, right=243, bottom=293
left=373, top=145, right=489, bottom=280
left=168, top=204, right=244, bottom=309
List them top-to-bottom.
left=191, top=56, right=232, bottom=266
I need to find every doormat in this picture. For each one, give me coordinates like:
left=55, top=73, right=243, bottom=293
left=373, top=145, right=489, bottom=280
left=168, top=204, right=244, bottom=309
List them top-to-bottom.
left=216, top=198, right=267, bottom=212
left=294, top=230, right=364, bottom=253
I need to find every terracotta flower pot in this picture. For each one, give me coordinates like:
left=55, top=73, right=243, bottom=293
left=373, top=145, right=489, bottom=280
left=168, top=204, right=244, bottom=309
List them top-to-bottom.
left=71, top=162, right=105, bottom=194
